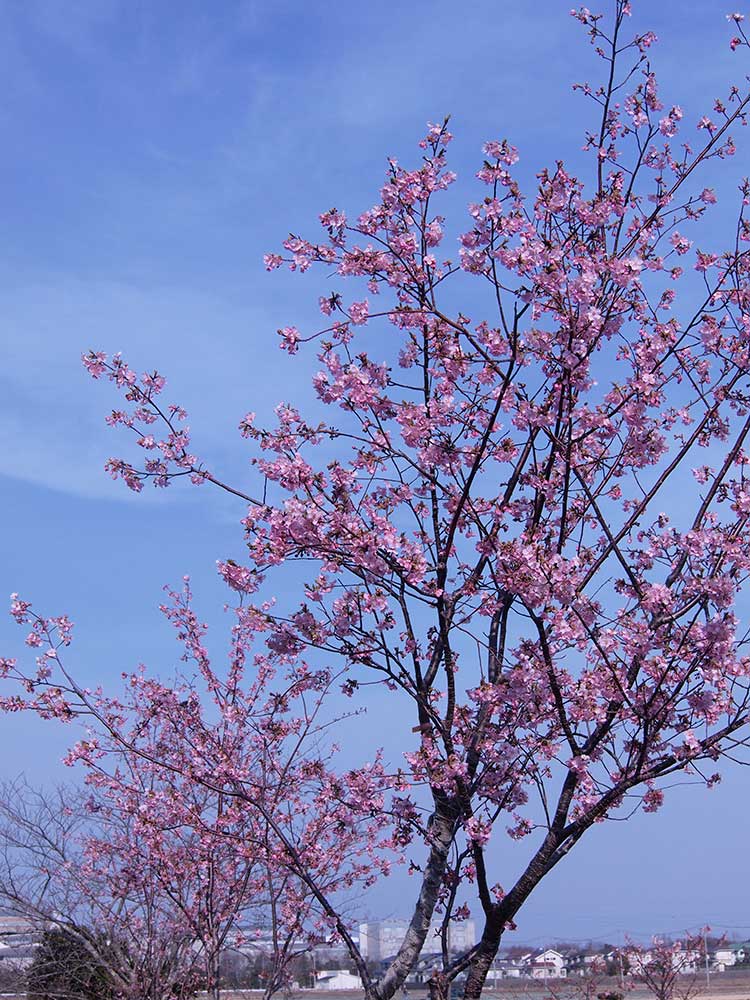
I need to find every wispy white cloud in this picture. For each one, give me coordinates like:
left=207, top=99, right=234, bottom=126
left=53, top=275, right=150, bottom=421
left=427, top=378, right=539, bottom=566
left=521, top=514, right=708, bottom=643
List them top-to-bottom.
left=0, top=278, right=308, bottom=501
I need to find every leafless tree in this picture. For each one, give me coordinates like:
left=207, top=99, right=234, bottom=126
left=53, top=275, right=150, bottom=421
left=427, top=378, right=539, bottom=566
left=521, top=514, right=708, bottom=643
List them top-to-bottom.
left=0, top=779, right=201, bottom=999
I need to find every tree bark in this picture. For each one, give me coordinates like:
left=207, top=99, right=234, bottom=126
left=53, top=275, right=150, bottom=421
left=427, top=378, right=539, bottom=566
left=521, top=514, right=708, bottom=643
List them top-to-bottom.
left=375, top=798, right=459, bottom=1000
left=461, top=829, right=567, bottom=998
left=462, top=925, right=502, bottom=1000
left=429, top=970, right=450, bottom=1000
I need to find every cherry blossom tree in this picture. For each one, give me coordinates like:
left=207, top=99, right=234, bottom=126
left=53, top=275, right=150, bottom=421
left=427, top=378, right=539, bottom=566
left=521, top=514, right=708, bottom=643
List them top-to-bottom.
left=5, top=4, right=750, bottom=999
left=1, top=586, right=393, bottom=994
left=84, top=727, right=356, bottom=1000
left=0, top=767, right=332, bottom=999
left=84, top=776, right=256, bottom=1000
left=238, top=862, right=332, bottom=1000
left=624, top=934, right=708, bottom=1000
left=543, top=958, right=629, bottom=1000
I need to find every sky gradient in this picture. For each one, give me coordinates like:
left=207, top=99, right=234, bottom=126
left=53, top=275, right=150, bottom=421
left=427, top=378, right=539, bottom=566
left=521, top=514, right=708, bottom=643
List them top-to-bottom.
left=1, top=0, right=749, bottom=945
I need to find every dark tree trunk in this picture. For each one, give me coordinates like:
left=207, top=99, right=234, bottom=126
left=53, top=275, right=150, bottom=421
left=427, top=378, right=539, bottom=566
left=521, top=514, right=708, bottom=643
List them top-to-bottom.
left=461, top=827, right=569, bottom=998
left=462, top=930, right=502, bottom=1000
left=429, top=970, right=450, bottom=1000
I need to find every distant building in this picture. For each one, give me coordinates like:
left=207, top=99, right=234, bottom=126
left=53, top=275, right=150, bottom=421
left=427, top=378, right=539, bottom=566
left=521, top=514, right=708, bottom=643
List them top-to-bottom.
left=0, top=915, right=39, bottom=969
left=0, top=915, right=36, bottom=941
left=359, top=919, right=476, bottom=963
left=712, top=941, right=750, bottom=971
left=726, top=942, right=750, bottom=966
left=628, top=945, right=701, bottom=978
left=712, top=945, right=736, bottom=971
left=673, top=947, right=701, bottom=975
left=521, top=949, right=567, bottom=979
left=564, top=950, right=610, bottom=977
left=485, top=957, right=524, bottom=982
left=316, top=969, right=363, bottom=990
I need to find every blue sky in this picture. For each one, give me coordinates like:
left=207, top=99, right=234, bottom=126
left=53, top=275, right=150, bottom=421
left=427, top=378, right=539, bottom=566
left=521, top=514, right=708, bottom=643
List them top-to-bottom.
left=1, top=0, right=749, bottom=943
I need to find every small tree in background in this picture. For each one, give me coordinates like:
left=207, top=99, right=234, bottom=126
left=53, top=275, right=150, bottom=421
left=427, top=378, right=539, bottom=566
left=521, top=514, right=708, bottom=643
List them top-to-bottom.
left=27, top=928, right=113, bottom=1000
left=624, top=935, right=707, bottom=1000
left=544, top=956, right=628, bottom=1000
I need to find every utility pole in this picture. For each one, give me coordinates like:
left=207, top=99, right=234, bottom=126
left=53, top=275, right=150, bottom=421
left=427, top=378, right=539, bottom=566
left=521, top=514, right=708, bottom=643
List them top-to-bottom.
left=703, top=929, right=710, bottom=989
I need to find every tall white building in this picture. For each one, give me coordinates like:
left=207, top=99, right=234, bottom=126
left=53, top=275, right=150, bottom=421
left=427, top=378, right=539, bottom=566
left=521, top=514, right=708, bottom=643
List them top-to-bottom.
left=359, top=919, right=476, bottom=962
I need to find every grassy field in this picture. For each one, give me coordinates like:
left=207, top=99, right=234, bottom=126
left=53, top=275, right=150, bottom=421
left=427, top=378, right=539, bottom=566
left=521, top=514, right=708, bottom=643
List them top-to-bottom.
left=210, top=970, right=750, bottom=1000
left=2, top=971, right=750, bottom=1000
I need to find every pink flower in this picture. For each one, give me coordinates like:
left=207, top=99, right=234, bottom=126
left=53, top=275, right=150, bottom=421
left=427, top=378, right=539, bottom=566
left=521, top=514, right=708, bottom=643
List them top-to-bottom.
left=670, top=232, right=692, bottom=255
left=695, top=251, right=718, bottom=272
left=349, top=300, right=369, bottom=325
left=277, top=326, right=301, bottom=354
left=82, top=350, right=108, bottom=378
left=141, top=371, right=166, bottom=394
left=217, top=560, right=261, bottom=594
left=9, top=595, right=32, bottom=623
left=643, top=788, right=664, bottom=813
left=464, top=816, right=492, bottom=846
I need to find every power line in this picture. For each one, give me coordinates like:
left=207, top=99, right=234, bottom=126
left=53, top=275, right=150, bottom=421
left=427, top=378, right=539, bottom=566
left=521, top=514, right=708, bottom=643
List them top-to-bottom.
left=505, top=922, right=750, bottom=947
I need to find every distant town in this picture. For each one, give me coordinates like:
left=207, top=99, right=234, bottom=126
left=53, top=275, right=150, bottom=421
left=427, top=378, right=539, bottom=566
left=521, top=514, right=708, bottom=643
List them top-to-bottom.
left=5, top=914, right=747, bottom=994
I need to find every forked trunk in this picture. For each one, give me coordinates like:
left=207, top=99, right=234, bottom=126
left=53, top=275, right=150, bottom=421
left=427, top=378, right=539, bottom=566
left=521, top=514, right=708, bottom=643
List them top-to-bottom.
left=376, top=798, right=459, bottom=1000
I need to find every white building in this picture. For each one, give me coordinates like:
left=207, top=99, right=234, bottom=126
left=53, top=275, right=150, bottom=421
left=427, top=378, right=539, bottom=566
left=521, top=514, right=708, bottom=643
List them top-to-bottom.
left=0, top=915, right=39, bottom=970
left=0, top=916, right=36, bottom=942
left=359, top=919, right=476, bottom=962
left=713, top=942, right=750, bottom=971
left=628, top=945, right=702, bottom=977
left=712, top=946, right=735, bottom=972
left=674, top=947, right=701, bottom=975
left=524, top=949, right=567, bottom=979
left=564, top=951, right=610, bottom=977
left=486, top=957, right=524, bottom=982
left=316, top=970, right=363, bottom=990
